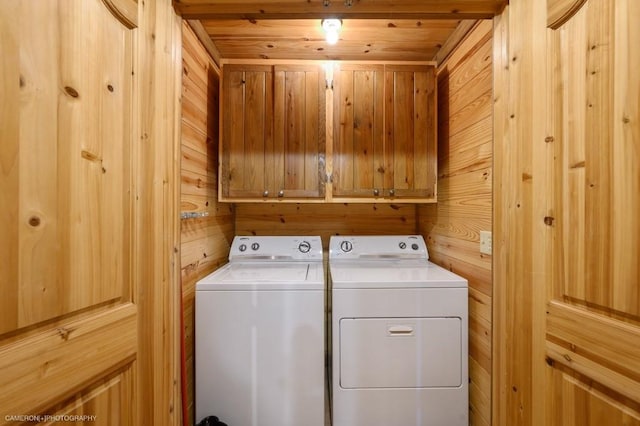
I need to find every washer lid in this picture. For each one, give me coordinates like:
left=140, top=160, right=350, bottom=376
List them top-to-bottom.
left=330, top=260, right=467, bottom=289
left=196, top=262, right=324, bottom=290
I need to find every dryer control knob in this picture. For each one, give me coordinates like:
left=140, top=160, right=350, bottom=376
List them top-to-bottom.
left=340, top=240, right=353, bottom=253
left=298, top=241, right=311, bottom=253
left=251, top=242, right=260, bottom=251
left=399, top=242, right=407, bottom=249
left=411, top=243, right=419, bottom=250
left=239, top=244, right=247, bottom=252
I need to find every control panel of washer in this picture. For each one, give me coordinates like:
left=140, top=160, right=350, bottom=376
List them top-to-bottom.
left=329, top=235, right=429, bottom=260
left=229, top=236, right=323, bottom=261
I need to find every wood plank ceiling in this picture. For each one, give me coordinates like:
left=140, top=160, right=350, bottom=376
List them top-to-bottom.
left=173, top=0, right=507, bottom=62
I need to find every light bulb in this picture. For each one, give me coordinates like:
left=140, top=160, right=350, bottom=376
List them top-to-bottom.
left=322, top=19, right=342, bottom=45
left=326, top=30, right=339, bottom=45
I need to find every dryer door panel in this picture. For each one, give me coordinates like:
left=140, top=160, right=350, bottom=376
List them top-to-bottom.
left=339, top=317, right=462, bottom=389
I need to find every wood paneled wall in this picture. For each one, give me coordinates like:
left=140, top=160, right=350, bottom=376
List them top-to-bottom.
left=0, top=0, right=182, bottom=424
left=493, top=0, right=640, bottom=425
left=137, top=2, right=183, bottom=423
left=417, top=20, right=494, bottom=426
left=181, top=22, right=234, bottom=425
left=235, top=203, right=416, bottom=248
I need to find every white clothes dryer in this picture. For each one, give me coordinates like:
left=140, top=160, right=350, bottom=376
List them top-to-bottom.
left=329, top=235, right=468, bottom=426
left=196, top=236, right=325, bottom=426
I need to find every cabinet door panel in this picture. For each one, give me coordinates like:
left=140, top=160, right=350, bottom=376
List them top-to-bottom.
left=333, top=64, right=385, bottom=198
left=222, top=65, right=273, bottom=198
left=274, top=65, right=325, bottom=199
left=385, top=65, right=437, bottom=199
left=334, top=68, right=355, bottom=194
left=414, top=69, right=437, bottom=194
left=283, top=70, right=305, bottom=191
left=303, top=70, right=321, bottom=193
left=389, top=70, right=415, bottom=191
left=244, top=71, right=268, bottom=194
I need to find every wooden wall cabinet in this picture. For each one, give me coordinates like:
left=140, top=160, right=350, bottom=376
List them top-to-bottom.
left=220, top=61, right=436, bottom=203
left=333, top=63, right=437, bottom=202
left=220, top=64, right=326, bottom=201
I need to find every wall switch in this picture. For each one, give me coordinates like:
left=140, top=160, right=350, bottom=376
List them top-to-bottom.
left=480, top=231, right=492, bottom=255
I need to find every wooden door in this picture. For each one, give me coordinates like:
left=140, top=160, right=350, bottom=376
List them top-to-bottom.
left=0, top=0, right=179, bottom=425
left=0, top=0, right=150, bottom=422
left=545, top=0, right=640, bottom=423
left=494, top=1, right=640, bottom=424
left=221, top=64, right=274, bottom=199
left=273, top=64, right=326, bottom=199
left=332, top=64, right=385, bottom=198
left=384, top=65, right=437, bottom=199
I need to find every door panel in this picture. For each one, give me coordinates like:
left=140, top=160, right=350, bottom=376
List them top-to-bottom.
left=2, top=0, right=133, bottom=331
left=0, top=304, right=136, bottom=417
left=48, top=367, right=135, bottom=426
left=550, top=370, right=640, bottom=426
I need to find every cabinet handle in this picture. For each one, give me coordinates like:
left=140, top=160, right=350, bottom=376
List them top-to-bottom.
left=373, top=188, right=379, bottom=196
left=389, top=189, right=395, bottom=196
left=263, top=190, right=269, bottom=197
left=278, top=190, right=284, bottom=197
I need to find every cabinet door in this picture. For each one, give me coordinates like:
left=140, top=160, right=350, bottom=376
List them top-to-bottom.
left=221, top=64, right=274, bottom=198
left=333, top=64, right=385, bottom=198
left=273, top=65, right=326, bottom=199
left=385, top=65, right=437, bottom=199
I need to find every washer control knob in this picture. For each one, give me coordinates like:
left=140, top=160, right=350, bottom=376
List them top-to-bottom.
left=340, top=240, right=353, bottom=253
left=298, top=241, right=311, bottom=253
left=251, top=242, right=260, bottom=251
left=399, top=242, right=407, bottom=249
left=411, top=243, right=419, bottom=250
left=239, top=244, right=247, bottom=252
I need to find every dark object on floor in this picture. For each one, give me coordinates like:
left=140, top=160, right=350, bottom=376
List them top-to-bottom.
left=196, top=415, right=228, bottom=426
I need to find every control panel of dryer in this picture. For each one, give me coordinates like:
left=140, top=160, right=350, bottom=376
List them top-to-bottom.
left=329, top=235, right=429, bottom=260
left=229, top=236, right=323, bottom=261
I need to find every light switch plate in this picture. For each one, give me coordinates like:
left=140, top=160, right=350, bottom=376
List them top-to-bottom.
left=480, top=231, right=492, bottom=255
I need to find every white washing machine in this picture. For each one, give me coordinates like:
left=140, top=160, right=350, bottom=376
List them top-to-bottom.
left=329, top=235, right=468, bottom=426
left=195, top=236, right=325, bottom=426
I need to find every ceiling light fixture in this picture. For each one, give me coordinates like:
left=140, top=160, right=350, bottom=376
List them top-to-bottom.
left=322, top=19, right=342, bottom=45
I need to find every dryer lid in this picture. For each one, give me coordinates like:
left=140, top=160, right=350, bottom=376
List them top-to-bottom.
left=330, top=260, right=467, bottom=289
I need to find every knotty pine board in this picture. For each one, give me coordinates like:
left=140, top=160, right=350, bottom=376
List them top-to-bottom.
left=417, top=19, right=494, bottom=426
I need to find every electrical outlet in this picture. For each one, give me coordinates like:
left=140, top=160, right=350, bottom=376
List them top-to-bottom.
left=480, top=231, right=492, bottom=255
